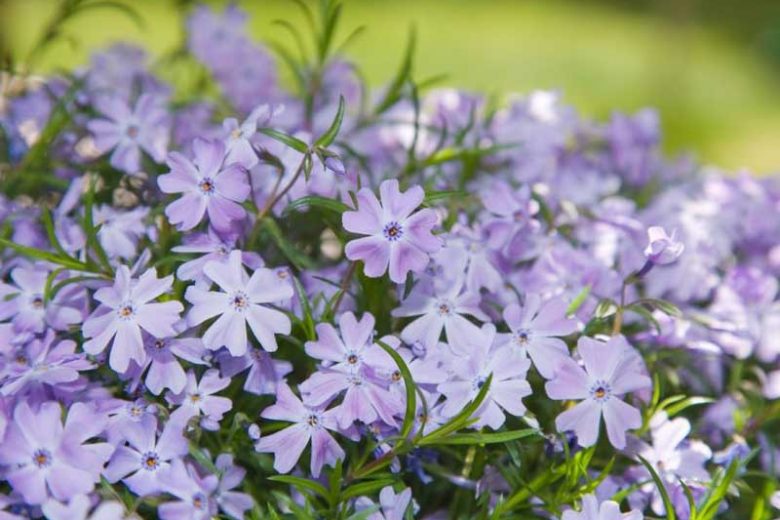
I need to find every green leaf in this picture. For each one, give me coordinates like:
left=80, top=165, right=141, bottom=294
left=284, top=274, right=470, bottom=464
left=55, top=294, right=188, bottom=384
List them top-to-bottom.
left=375, top=27, right=416, bottom=115
left=315, top=95, right=346, bottom=148
left=259, top=128, right=310, bottom=153
left=83, top=177, right=113, bottom=274
left=422, top=190, right=466, bottom=206
left=284, top=195, right=350, bottom=216
left=41, top=207, right=69, bottom=257
left=260, top=218, right=316, bottom=271
left=0, top=238, right=88, bottom=271
left=291, top=275, right=316, bottom=341
left=567, top=286, right=592, bottom=315
left=635, top=298, right=683, bottom=318
left=376, top=340, right=417, bottom=441
left=663, top=396, right=715, bottom=417
left=420, top=428, right=539, bottom=446
left=637, top=455, right=677, bottom=520
left=697, top=457, right=745, bottom=520
left=268, top=475, right=330, bottom=501
left=341, top=478, right=397, bottom=501
left=679, top=479, right=699, bottom=520
left=346, top=505, right=381, bottom=520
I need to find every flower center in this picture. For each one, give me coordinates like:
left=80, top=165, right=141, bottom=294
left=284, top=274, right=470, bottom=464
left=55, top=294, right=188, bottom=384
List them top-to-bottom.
left=126, top=124, right=140, bottom=139
left=230, top=128, right=242, bottom=140
left=198, top=177, right=216, bottom=195
left=382, top=221, right=404, bottom=242
left=231, top=292, right=249, bottom=311
left=30, top=295, right=44, bottom=309
left=437, top=301, right=453, bottom=316
left=117, top=302, right=135, bottom=320
left=514, top=329, right=531, bottom=346
left=153, top=339, right=167, bottom=350
left=15, top=353, right=28, bottom=365
left=346, top=353, right=359, bottom=365
left=391, top=370, right=402, bottom=382
left=473, top=376, right=487, bottom=390
left=589, top=380, right=612, bottom=403
left=190, top=393, right=202, bottom=403
left=129, top=405, right=143, bottom=417
left=306, top=413, right=320, bottom=427
left=32, top=448, right=52, bottom=468
left=142, top=451, right=160, bottom=471
left=192, top=493, right=207, bottom=510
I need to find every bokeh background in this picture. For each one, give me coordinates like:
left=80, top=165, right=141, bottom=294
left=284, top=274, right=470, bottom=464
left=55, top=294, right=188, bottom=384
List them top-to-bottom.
left=2, top=0, right=780, bottom=173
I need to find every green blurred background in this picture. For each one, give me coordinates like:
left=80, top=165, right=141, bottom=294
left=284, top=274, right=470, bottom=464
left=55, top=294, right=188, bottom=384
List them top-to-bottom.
left=2, top=0, right=780, bottom=173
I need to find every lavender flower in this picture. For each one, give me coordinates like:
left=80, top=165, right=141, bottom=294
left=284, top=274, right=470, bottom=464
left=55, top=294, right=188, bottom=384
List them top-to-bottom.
left=87, top=93, right=169, bottom=173
left=158, top=138, right=250, bottom=232
left=343, top=179, right=442, bottom=283
left=643, top=226, right=684, bottom=266
left=185, top=250, right=293, bottom=355
left=0, top=265, right=83, bottom=333
left=83, top=266, right=182, bottom=373
left=501, top=293, right=578, bottom=378
left=438, top=324, right=532, bottom=429
left=545, top=336, right=651, bottom=449
left=217, top=346, right=293, bottom=395
left=167, top=369, right=232, bottom=430
left=255, top=384, right=345, bottom=477
left=0, top=401, right=113, bottom=505
left=104, top=415, right=188, bottom=496
left=561, top=494, right=642, bottom=520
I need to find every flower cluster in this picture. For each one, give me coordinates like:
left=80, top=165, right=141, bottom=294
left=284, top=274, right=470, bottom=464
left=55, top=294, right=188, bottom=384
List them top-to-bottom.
left=0, top=2, right=778, bottom=519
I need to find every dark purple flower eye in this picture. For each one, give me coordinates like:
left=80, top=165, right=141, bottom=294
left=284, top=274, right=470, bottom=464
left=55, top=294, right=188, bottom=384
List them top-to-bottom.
left=383, top=221, right=404, bottom=241
left=32, top=449, right=52, bottom=468
left=142, top=452, right=160, bottom=471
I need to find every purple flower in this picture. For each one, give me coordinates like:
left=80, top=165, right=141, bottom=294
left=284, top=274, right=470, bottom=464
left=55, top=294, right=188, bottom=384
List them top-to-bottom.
left=87, top=93, right=169, bottom=173
left=222, top=104, right=276, bottom=169
left=158, top=138, right=250, bottom=232
left=343, top=179, right=442, bottom=283
left=93, top=205, right=149, bottom=260
left=644, top=226, right=684, bottom=266
left=171, top=229, right=263, bottom=283
left=185, top=250, right=293, bottom=355
left=0, top=265, right=83, bottom=333
left=83, top=266, right=182, bottom=373
left=392, top=275, right=488, bottom=355
left=501, top=294, right=578, bottom=378
left=299, top=312, right=403, bottom=429
left=438, top=324, right=532, bottom=430
left=1, top=330, right=93, bottom=397
left=133, top=336, right=209, bottom=396
left=545, top=336, right=651, bottom=449
left=217, top=346, right=292, bottom=395
left=167, top=369, right=232, bottom=430
left=255, top=384, right=345, bottom=477
left=0, top=401, right=113, bottom=505
left=627, top=414, right=711, bottom=517
left=104, top=415, right=188, bottom=496
left=158, top=458, right=219, bottom=520
left=355, top=486, right=415, bottom=520
left=41, top=494, right=125, bottom=520
left=561, top=494, right=642, bottom=520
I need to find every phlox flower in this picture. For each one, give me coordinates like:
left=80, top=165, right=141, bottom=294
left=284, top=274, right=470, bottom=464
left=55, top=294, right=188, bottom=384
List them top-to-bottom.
left=87, top=93, right=169, bottom=173
left=222, top=104, right=277, bottom=169
left=158, top=138, right=250, bottom=232
left=343, top=179, right=441, bottom=283
left=93, top=205, right=149, bottom=260
left=643, top=226, right=684, bottom=266
left=171, top=229, right=263, bottom=283
left=185, top=250, right=293, bottom=355
left=0, top=264, right=83, bottom=333
left=83, top=266, right=183, bottom=373
left=392, top=275, right=488, bottom=355
left=501, top=293, right=578, bottom=378
left=299, top=312, right=403, bottom=429
left=438, top=324, right=532, bottom=430
left=1, top=330, right=93, bottom=397
left=131, top=336, right=209, bottom=396
left=545, top=336, right=651, bottom=449
left=217, top=346, right=293, bottom=395
left=167, top=369, right=232, bottom=430
left=255, top=384, right=345, bottom=477
left=0, top=401, right=113, bottom=505
left=627, top=414, right=711, bottom=517
left=104, top=415, right=188, bottom=496
left=354, top=486, right=415, bottom=520
left=41, top=494, right=125, bottom=520
left=561, top=494, right=642, bottom=520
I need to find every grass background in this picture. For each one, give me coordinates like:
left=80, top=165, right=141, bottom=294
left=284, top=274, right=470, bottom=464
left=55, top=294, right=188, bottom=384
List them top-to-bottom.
left=2, top=0, right=780, bottom=173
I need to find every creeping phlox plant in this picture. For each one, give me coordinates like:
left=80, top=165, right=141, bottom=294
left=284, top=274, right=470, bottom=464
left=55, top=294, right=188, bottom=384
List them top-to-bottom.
left=1, top=1, right=779, bottom=519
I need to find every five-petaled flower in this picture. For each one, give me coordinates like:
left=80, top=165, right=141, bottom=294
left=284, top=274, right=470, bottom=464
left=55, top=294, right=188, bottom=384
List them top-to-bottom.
left=343, top=179, right=442, bottom=283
